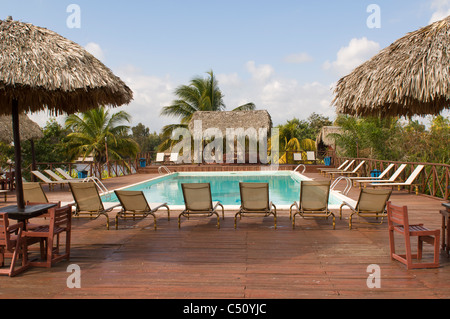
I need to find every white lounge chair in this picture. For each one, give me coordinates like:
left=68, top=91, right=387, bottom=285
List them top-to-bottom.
left=155, top=153, right=165, bottom=164
left=170, top=153, right=179, bottom=164
left=318, top=160, right=350, bottom=175
left=330, top=161, right=366, bottom=178
left=348, top=164, right=395, bottom=181
left=356, top=164, right=408, bottom=187
left=369, top=165, right=425, bottom=195
left=55, top=168, right=84, bottom=181
left=31, top=171, right=67, bottom=189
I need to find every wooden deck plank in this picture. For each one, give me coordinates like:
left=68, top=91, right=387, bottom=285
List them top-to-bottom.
left=0, top=170, right=448, bottom=299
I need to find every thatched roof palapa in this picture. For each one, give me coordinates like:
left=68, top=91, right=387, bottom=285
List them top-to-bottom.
left=333, top=15, right=450, bottom=117
left=0, top=17, right=133, bottom=116
left=188, top=110, right=273, bottom=138
left=0, top=114, right=43, bottom=143
left=316, top=126, right=342, bottom=147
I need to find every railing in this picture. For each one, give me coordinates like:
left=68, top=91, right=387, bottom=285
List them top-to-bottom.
left=336, top=157, right=450, bottom=200
left=293, top=164, right=306, bottom=174
left=158, top=166, right=172, bottom=175
left=331, top=176, right=352, bottom=196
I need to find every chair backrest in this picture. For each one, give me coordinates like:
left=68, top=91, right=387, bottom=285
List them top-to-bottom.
left=307, top=152, right=316, bottom=161
left=156, top=153, right=165, bottom=162
left=170, top=153, right=179, bottom=162
left=336, top=160, right=349, bottom=170
left=342, top=160, right=356, bottom=172
left=351, top=161, right=365, bottom=173
left=377, top=164, right=395, bottom=179
left=388, top=164, right=408, bottom=181
left=404, top=165, right=425, bottom=184
left=55, top=168, right=74, bottom=180
left=44, top=170, right=64, bottom=181
left=31, top=171, right=52, bottom=183
left=300, top=181, right=331, bottom=211
left=23, top=182, right=49, bottom=203
left=69, top=182, right=104, bottom=212
left=181, top=183, right=213, bottom=212
left=239, top=183, right=270, bottom=211
left=357, top=189, right=392, bottom=213
left=115, top=190, right=150, bottom=212
left=387, top=202, right=410, bottom=230
left=50, top=205, right=72, bottom=231
left=0, top=213, right=12, bottom=250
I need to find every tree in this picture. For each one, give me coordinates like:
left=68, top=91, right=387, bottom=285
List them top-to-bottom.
left=159, top=70, right=255, bottom=151
left=65, top=107, right=139, bottom=166
left=131, top=123, right=162, bottom=153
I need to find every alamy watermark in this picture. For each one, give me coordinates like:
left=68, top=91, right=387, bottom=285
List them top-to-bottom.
left=66, top=4, right=81, bottom=29
left=367, top=4, right=381, bottom=29
left=67, top=264, right=81, bottom=289
left=367, top=264, right=381, bottom=289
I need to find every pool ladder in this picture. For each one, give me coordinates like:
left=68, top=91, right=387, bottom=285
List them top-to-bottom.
left=293, top=164, right=306, bottom=174
left=158, top=166, right=172, bottom=175
left=84, top=176, right=112, bottom=200
left=331, top=176, right=352, bottom=196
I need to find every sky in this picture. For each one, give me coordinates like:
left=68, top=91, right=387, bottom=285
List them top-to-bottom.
left=1, top=0, right=450, bottom=132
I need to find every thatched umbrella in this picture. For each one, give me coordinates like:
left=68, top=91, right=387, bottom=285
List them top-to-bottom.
left=333, top=15, right=450, bottom=117
left=0, top=17, right=133, bottom=209
left=0, top=114, right=43, bottom=143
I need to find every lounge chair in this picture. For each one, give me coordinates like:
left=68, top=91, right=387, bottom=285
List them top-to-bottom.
left=154, top=153, right=165, bottom=164
left=170, top=153, right=179, bottom=164
left=318, top=160, right=350, bottom=175
left=324, top=160, right=356, bottom=177
left=329, top=160, right=366, bottom=179
left=347, top=164, right=395, bottom=182
left=355, top=164, right=408, bottom=187
left=369, top=165, right=425, bottom=194
left=55, top=168, right=85, bottom=181
left=45, top=169, right=83, bottom=183
left=31, top=171, right=67, bottom=189
left=290, top=180, right=335, bottom=229
left=23, top=182, right=49, bottom=204
left=69, top=182, right=121, bottom=230
left=179, top=183, right=224, bottom=229
left=235, top=183, right=277, bottom=229
left=339, top=188, right=392, bottom=230
left=114, top=190, right=170, bottom=230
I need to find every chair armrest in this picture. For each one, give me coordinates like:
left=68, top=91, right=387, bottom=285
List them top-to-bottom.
left=213, top=201, right=224, bottom=212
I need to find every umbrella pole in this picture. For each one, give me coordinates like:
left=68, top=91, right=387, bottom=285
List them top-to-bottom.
left=12, top=99, right=25, bottom=210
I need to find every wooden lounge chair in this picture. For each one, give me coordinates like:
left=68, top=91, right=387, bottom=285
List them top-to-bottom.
left=318, top=160, right=349, bottom=175
left=324, top=160, right=356, bottom=177
left=329, top=161, right=366, bottom=179
left=355, top=164, right=408, bottom=187
left=369, top=165, right=425, bottom=194
left=290, top=180, right=334, bottom=229
left=69, top=182, right=121, bottom=230
left=235, top=182, right=277, bottom=229
left=179, top=183, right=224, bottom=229
left=339, top=188, right=392, bottom=230
left=114, top=190, right=170, bottom=230
left=387, top=202, right=440, bottom=270
left=24, top=205, right=72, bottom=268
left=0, top=213, right=30, bottom=277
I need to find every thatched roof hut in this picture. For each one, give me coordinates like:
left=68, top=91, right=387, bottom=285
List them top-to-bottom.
left=333, top=15, right=450, bottom=117
left=0, top=17, right=133, bottom=115
left=188, top=110, right=273, bottom=137
left=0, top=114, right=43, bottom=143
left=316, top=126, right=342, bottom=147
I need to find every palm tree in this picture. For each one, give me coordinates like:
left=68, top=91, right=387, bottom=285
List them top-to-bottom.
left=159, top=70, right=255, bottom=151
left=65, top=107, right=139, bottom=175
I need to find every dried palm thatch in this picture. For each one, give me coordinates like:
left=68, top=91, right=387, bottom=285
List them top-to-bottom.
left=333, top=15, right=450, bottom=117
left=0, top=17, right=133, bottom=115
left=188, top=110, right=273, bottom=136
left=0, top=114, right=43, bottom=143
left=316, top=126, right=342, bottom=147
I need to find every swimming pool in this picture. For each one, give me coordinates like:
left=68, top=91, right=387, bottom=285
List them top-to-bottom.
left=103, top=171, right=356, bottom=209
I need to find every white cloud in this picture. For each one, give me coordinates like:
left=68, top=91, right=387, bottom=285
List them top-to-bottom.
left=429, top=0, right=450, bottom=23
left=323, top=37, right=380, bottom=76
left=85, top=42, right=105, bottom=62
left=283, top=52, right=314, bottom=64
left=245, top=61, right=275, bottom=81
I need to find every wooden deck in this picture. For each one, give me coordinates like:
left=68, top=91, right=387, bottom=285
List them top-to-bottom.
left=0, top=169, right=449, bottom=300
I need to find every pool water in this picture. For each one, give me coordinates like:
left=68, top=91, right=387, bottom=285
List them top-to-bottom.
left=104, top=172, right=346, bottom=207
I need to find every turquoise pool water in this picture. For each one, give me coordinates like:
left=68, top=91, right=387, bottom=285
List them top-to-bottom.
left=104, top=172, right=347, bottom=207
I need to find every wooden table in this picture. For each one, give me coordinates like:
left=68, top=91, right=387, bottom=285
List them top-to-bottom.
left=440, top=203, right=450, bottom=255
left=0, top=204, right=57, bottom=230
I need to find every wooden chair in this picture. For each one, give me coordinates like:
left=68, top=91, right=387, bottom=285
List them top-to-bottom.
left=235, top=182, right=277, bottom=229
left=179, top=183, right=224, bottom=229
left=114, top=190, right=170, bottom=230
left=387, top=202, right=440, bottom=270
left=24, top=205, right=72, bottom=268
left=0, top=213, right=30, bottom=277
